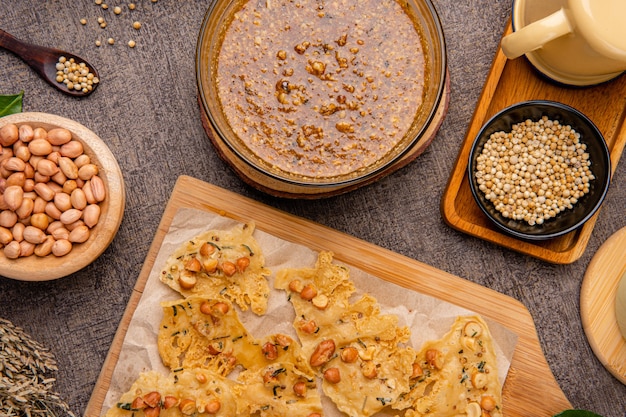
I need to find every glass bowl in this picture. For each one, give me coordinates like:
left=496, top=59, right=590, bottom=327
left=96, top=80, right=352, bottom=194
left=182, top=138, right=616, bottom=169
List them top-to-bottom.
left=196, top=0, right=447, bottom=196
left=468, top=100, right=611, bottom=241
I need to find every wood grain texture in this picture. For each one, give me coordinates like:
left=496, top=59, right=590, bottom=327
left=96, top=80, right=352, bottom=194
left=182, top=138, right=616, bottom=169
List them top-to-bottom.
left=441, top=22, right=626, bottom=264
left=0, top=112, right=125, bottom=281
left=86, top=175, right=571, bottom=417
left=580, top=226, right=626, bottom=384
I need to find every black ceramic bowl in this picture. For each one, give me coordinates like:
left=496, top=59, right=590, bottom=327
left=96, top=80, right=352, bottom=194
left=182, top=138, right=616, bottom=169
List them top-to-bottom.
left=468, top=100, right=611, bottom=241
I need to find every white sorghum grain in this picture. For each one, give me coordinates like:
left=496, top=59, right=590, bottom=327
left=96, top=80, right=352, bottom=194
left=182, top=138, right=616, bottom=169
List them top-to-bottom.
left=55, top=56, right=100, bottom=93
left=474, top=116, right=594, bottom=226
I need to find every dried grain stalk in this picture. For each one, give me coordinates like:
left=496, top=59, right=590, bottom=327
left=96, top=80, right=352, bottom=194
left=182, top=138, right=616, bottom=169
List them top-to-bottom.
left=0, top=318, right=76, bottom=417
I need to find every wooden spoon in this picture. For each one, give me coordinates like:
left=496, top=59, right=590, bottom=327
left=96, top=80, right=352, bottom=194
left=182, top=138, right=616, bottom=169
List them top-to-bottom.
left=0, top=28, right=99, bottom=97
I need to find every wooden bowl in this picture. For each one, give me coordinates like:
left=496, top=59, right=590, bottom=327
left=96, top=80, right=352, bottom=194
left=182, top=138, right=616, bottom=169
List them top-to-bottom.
left=0, top=112, right=125, bottom=281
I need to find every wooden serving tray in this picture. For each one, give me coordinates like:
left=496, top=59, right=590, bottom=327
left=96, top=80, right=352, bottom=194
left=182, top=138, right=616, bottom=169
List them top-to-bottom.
left=441, top=22, right=626, bottom=264
left=86, top=175, right=571, bottom=417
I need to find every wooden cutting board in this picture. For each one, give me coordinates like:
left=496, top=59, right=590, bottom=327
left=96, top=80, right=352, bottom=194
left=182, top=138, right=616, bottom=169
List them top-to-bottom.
left=86, top=175, right=571, bottom=417
left=580, top=226, right=626, bottom=384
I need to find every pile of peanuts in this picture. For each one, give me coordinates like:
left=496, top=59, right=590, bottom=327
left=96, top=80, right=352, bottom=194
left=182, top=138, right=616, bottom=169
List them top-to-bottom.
left=0, top=123, right=106, bottom=259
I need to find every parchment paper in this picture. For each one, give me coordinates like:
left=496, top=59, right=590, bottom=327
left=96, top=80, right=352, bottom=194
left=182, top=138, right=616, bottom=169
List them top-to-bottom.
left=102, top=208, right=517, bottom=416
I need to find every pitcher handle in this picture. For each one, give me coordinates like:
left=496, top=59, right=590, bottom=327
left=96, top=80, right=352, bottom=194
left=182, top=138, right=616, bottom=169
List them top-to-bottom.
left=501, top=8, right=572, bottom=59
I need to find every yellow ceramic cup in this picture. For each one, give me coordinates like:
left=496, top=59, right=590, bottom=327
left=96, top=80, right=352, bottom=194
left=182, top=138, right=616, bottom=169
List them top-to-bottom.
left=501, top=0, right=626, bottom=86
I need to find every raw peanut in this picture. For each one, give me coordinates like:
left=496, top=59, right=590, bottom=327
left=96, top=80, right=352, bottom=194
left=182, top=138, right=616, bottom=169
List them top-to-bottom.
left=0, top=124, right=18, bottom=147
left=18, top=124, right=34, bottom=142
left=32, top=127, right=47, bottom=140
left=47, top=128, right=72, bottom=145
left=28, top=138, right=53, bottom=156
left=59, top=140, right=83, bottom=158
left=14, top=145, right=31, bottom=161
left=46, top=151, right=60, bottom=164
left=0, top=152, right=13, bottom=168
left=73, top=154, right=90, bottom=168
left=29, top=155, right=43, bottom=170
left=4, top=157, right=26, bottom=172
left=58, top=157, right=78, bottom=179
left=36, top=158, right=59, bottom=176
left=23, top=162, right=34, bottom=179
left=78, top=163, right=98, bottom=180
left=0, top=164, right=11, bottom=179
left=51, top=170, right=67, bottom=185
left=6, top=172, right=26, bottom=188
left=33, top=172, right=50, bottom=183
left=89, top=175, right=106, bottom=202
left=23, top=179, right=35, bottom=192
left=62, top=180, right=78, bottom=194
left=82, top=180, right=96, bottom=204
left=34, top=182, right=55, bottom=201
left=3, top=185, right=24, bottom=211
left=70, top=188, right=87, bottom=210
left=22, top=191, right=37, bottom=200
left=54, top=192, right=72, bottom=212
left=15, top=197, right=33, bottom=219
left=32, top=197, right=46, bottom=213
left=44, top=202, right=62, bottom=220
left=82, top=205, right=98, bottom=227
left=60, top=208, right=82, bottom=225
left=0, top=210, right=18, bottom=228
left=30, top=212, right=50, bottom=230
left=46, top=220, right=65, bottom=234
left=65, top=220, right=85, bottom=231
left=11, top=222, right=24, bottom=242
left=23, top=225, right=46, bottom=244
left=68, top=225, right=90, bottom=243
left=0, top=226, right=12, bottom=245
left=51, top=226, right=70, bottom=240
left=34, top=235, right=55, bottom=257
left=51, top=239, right=72, bottom=256
left=3, top=240, right=20, bottom=259
left=19, top=240, right=35, bottom=257
left=310, top=339, right=335, bottom=367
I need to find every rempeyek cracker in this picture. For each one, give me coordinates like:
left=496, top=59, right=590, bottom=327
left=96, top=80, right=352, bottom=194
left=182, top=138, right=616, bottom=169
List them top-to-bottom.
left=160, top=222, right=270, bottom=315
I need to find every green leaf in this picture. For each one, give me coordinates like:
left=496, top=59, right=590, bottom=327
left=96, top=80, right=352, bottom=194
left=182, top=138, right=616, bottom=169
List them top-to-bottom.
left=0, top=91, right=24, bottom=117
left=553, top=410, right=604, bottom=417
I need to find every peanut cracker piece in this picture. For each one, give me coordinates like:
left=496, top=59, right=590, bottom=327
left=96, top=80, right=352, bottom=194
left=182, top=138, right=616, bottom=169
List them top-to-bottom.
left=160, top=222, right=270, bottom=315
left=394, top=315, right=503, bottom=417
